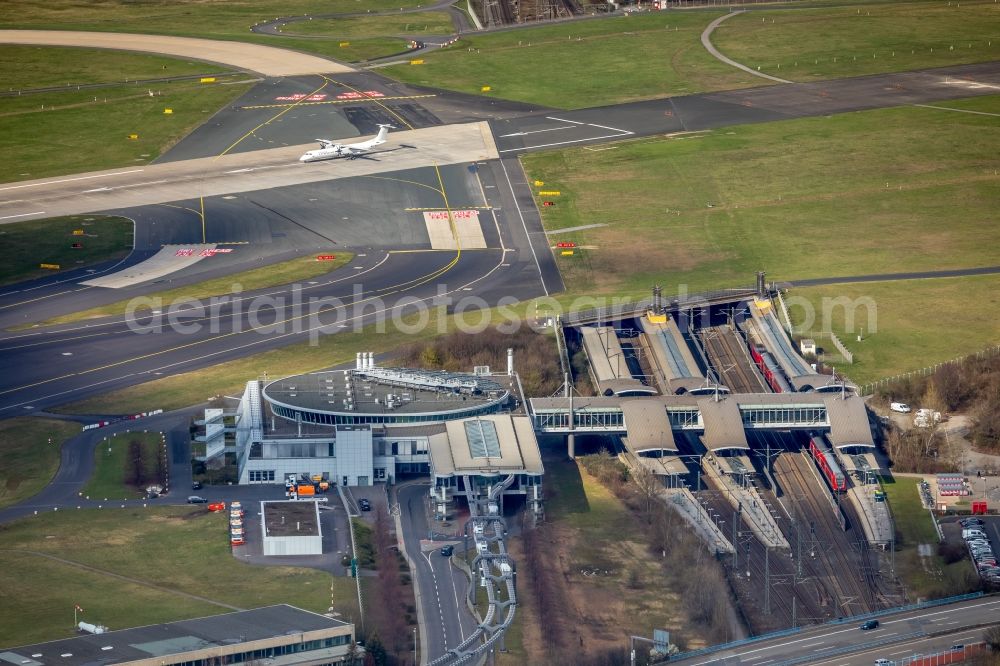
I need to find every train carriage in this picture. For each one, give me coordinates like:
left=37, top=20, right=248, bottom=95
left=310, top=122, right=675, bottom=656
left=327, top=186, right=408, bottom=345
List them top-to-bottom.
left=809, top=435, right=846, bottom=492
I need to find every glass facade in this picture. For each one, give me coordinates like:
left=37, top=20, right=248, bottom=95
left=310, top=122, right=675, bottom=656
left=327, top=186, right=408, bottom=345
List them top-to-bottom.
left=270, top=402, right=505, bottom=426
left=534, top=404, right=829, bottom=431
left=740, top=404, right=826, bottom=426
left=532, top=408, right=627, bottom=430
left=667, top=408, right=701, bottom=429
left=169, top=635, right=351, bottom=666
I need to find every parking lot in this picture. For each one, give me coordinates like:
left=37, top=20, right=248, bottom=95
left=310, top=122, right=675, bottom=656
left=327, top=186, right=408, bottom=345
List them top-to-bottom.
left=940, top=515, right=1000, bottom=585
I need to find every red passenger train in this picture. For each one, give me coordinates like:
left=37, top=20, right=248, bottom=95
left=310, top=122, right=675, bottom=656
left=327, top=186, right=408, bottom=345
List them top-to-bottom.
left=748, top=344, right=792, bottom=393
left=809, top=436, right=846, bottom=492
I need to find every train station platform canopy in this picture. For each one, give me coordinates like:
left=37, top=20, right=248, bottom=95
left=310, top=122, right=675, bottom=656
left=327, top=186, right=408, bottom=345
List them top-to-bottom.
left=790, top=373, right=844, bottom=392
left=598, top=377, right=658, bottom=397
left=824, top=395, right=875, bottom=449
left=697, top=396, right=749, bottom=451
left=620, top=400, right=677, bottom=453
left=631, top=451, right=690, bottom=477
left=718, top=454, right=755, bottom=477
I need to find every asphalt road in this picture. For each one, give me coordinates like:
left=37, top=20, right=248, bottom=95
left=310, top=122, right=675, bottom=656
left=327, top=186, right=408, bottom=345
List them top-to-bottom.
left=491, top=61, right=1000, bottom=154
left=0, top=156, right=560, bottom=414
left=398, top=482, right=478, bottom=663
left=671, top=595, right=1000, bottom=666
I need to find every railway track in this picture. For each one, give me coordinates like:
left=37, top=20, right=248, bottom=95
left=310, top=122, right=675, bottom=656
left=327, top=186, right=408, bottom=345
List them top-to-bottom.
left=700, top=325, right=768, bottom=393
left=769, top=434, right=882, bottom=618
left=698, top=478, right=827, bottom=632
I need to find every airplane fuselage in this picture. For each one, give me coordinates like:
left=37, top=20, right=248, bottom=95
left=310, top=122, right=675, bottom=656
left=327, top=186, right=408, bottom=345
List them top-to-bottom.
left=299, top=149, right=345, bottom=163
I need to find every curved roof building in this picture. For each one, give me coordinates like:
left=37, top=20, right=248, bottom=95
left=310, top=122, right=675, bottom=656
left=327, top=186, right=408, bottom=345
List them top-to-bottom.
left=263, top=366, right=512, bottom=427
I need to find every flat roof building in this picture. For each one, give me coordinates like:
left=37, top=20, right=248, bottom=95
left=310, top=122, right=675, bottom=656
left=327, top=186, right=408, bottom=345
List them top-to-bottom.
left=261, top=500, right=323, bottom=556
left=0, top=605, right=354, bottom=666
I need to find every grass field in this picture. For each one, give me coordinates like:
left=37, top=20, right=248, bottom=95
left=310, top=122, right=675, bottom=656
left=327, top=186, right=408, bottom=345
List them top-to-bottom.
left=0, top=0, right=427, bottom=37
left=714, top=0, right=1000, bottom=83
left=383, top=11, right=761, bottom=108
left=278, top=12, right=454, bottom=61
left=284, top=12, right=453, bottom=38
left=0, top=45, right=238, bottom=90
left=0, top=75, right=254, bottom=182
left=521, top=95, right=1000, bottom=297
left=0, top=215, right=133, bottom=286
left=36, top=252, right=354, bottom=326
left=787, top=275, right=1000, bottom=386
left=0, top=417, right=81, bottom=510
left=80, top=431, right=165, bottom=500
left=543, top=456, right=685, bottom=637
left=881, top=476, right=974, bottom=599
left=882, top=476, right=938, bottom=547
left=0, top=506, right=358, bottom=644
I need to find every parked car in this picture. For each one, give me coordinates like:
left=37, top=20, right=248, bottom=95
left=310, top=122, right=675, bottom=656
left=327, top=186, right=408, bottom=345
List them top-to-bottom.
left=890, top=402, right=911, bottom=413
left=191, top=481, right=203, bottom=490
left=187, top=496, right=208, bottom=504
left=358, top=498, right=371, bottom=512
left=961, top=518, right=984, bottom=527
left=440, top=545, right=454, bottom=557
left=860, top=620, right=880, bottom=630
left=875, top=659, right=892, bottom=666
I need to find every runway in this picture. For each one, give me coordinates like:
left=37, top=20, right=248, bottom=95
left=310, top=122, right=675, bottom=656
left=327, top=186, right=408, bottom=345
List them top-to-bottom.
left=0, top=122, right=500, bottom=223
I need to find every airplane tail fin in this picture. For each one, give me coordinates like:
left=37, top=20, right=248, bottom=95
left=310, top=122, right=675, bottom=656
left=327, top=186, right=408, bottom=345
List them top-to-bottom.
left=373, top=124, right=393, bottom=145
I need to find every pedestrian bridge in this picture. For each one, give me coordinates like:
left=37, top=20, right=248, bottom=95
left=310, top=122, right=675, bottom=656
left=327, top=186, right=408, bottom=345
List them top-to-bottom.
left=529, top=392, right=873, bottom=451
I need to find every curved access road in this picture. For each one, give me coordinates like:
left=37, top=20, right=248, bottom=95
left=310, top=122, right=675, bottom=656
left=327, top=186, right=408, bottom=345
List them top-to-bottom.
left=701, top=11, right=791, bottom=84
left=0, top=30, right=354, bottom=76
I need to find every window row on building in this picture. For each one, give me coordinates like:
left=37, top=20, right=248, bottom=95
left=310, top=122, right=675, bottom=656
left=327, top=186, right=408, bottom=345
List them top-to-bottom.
left=270, top=402, right=505, bottom=426
left=741, top=405, right=827, bottom=426
left=249, top=470, right=276, bottom=482
left=169, top=635, right=351, bottom=666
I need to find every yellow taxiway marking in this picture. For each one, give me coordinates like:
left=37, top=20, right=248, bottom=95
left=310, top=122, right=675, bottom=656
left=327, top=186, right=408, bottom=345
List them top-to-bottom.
left=321, top=75, right=415, bottom=131
left=215, top=78, right=330, bottom=159
left=241, top=94, right=436, bottom=110
left=1, top=171, right=467, bottom=398
left=200, top=196, right=206, bottom=243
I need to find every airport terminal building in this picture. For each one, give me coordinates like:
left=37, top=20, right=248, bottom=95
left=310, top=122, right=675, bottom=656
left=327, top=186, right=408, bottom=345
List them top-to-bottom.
left=203, top=353, right=543, bottom=516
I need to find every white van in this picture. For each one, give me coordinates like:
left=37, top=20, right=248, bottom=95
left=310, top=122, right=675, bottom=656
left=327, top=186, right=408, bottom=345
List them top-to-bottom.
left=890, top=402, right=911, bottom=413
left=963, top=529, right=988, bottom=540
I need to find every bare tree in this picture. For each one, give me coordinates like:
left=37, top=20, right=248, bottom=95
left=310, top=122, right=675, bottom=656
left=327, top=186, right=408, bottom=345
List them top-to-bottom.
left=127, top=440, right=145, bottom=488
left=630, top=464, right=661, bottom=522
left=985, top=625, right=1000, bottom=652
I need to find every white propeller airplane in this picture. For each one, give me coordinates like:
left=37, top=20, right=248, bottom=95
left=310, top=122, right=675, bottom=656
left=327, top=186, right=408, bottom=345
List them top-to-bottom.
left=299, top=124, right=394, bottom=162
